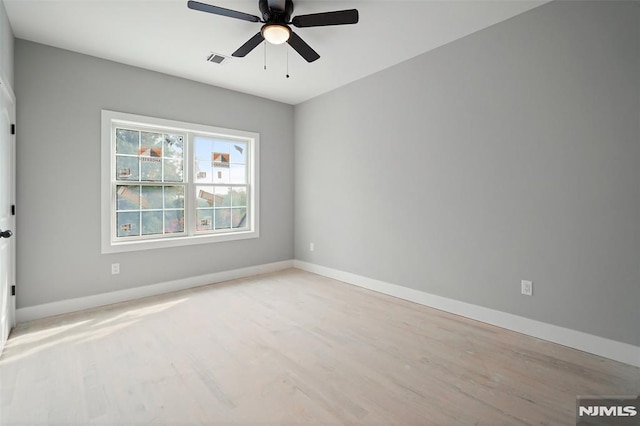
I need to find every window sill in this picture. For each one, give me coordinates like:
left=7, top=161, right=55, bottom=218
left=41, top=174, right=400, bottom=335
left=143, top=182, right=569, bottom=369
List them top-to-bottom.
left=101, top=230, right=259, bottom=254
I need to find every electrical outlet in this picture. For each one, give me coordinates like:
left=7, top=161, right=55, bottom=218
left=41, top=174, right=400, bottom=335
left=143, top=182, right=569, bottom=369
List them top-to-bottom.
left=309, top=242, right=315, bottom=252
left=111, top=263, right=120, bottom=275
left=521, top=280, right=533, bottom=296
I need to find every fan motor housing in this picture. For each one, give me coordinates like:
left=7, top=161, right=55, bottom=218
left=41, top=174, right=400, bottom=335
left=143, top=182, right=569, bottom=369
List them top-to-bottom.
left=259, top=0, right=293, bottom=24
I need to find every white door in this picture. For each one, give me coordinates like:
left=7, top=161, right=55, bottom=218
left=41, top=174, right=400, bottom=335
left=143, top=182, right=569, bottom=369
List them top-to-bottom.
left=0, top=82, right=16, bottom=354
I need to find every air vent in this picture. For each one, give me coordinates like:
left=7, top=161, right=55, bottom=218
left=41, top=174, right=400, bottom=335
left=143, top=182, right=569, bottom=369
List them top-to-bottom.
left=206, top=53, right=228, bottom=65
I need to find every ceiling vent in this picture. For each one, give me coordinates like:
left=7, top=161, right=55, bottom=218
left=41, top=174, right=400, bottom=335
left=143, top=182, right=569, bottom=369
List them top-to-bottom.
left=206, top=53, right=228, bottom=65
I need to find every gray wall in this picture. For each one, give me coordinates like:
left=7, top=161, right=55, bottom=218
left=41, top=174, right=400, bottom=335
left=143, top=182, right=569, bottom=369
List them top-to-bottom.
left=0, top=0, right=13, bottom=87
left=294, top=1, right=640, bottom=346
left=15, top=40, right=294, bottom=308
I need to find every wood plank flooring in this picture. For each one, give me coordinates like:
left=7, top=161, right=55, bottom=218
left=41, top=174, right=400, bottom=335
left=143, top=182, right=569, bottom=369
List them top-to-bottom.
left=1, top=269, right=638, bottom=424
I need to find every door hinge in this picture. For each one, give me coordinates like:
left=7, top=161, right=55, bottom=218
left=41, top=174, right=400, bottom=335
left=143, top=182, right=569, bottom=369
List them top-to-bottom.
left=11, top=124, right=15, bottom=135
left=11, top=204, right=15, bottom=216
left=11, top=285, right=15, bottom=296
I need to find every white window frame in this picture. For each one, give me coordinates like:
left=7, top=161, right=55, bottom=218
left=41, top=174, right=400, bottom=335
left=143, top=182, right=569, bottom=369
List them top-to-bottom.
left=101, top=110, right=259, bottom=254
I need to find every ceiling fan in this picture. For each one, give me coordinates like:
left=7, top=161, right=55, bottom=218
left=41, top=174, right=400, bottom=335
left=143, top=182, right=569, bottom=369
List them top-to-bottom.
left=187, top=0, right=359, bottom=63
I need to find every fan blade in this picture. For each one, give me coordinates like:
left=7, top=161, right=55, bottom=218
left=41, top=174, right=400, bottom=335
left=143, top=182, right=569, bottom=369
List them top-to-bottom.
left=187, top=1, right=260, bottom=23
left=292, top=9, right=358, bottom=28
left=287, top=31, right=320, bottom=63
left=232, top=32, right=265, bottom=57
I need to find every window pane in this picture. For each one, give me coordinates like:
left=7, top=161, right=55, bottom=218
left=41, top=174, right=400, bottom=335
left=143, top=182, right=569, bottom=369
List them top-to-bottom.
left=116, top=129, right=139, bottom=155
left=140, top=132, right=164, bottom=157
left=164, top=134, right=184, bottom=159
left=194, top=136, right=212, bottom=161
left=213, top=140, right=231, bottom=160
left=230, top=142, right=246, bottom=164
left=212, top=150, right=230, bottom=168
left=116, top=156, right=139, bottom=181
left=164, top=159, right=183, bottom=182
left=141, top=160, right=162, bottom=181
left=195, top=161, right=212, bottom=183
left=229, top=164, right=246, bottom=184
left=212, top=167, right=229, bottom=183
left=117, top=185, right=140, bottom=210
left=141, top=186, right=163, bottom=210
left=165, top=186, right=185, bottom=209
left=196, top=186, right=215, bottom=207
left=215, top=187, right=231, bottom=207
left=231, top=187, right=247, bottom=207
left=214, top=208, right=231, bottom=229
left=232, top=208, right=247, bottom=228
left=196, top=209, right=213, bottom=231
left=165, top=210, right=184, bottom=234
left=141, top=211, right=163, bottom=235
left=117, top=212, right=139, bottom=237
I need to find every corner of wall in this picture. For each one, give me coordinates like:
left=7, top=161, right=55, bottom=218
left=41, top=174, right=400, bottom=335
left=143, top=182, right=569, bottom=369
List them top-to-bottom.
left=0, top=0, right=14, bottom=90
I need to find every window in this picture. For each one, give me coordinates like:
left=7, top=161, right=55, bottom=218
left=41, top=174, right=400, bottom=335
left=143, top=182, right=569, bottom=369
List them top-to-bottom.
left=101, top=110, right=259, bottom=253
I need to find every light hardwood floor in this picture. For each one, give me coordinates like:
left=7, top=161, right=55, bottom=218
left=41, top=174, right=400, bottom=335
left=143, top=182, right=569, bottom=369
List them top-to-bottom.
left=1, top=269, right=638, bottom=424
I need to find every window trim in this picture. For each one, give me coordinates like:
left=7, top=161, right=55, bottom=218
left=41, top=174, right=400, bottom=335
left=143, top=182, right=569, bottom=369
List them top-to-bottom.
left=101, top=110, right=259, bottom=254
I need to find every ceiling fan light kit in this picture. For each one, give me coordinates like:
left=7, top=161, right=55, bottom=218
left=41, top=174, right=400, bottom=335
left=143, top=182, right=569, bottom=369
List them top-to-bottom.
left=187, top=0, right=359, bottom=63
left=262, top=24, right=291, bottom=45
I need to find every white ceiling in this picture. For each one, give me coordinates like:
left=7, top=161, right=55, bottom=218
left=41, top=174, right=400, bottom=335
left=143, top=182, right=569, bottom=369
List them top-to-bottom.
left=4, top=0, right=547, bottom=105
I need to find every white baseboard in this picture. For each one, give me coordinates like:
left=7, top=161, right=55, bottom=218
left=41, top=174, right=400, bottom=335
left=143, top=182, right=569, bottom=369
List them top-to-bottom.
left=15, top=258, right=639, bottom=367
left=16, top=260, right=294, bottom=323
left=293, top=260, right=640, bottom=368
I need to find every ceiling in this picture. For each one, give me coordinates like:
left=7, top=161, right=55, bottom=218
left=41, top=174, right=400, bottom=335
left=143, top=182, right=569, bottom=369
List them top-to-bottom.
left=4, top=0, right=547, bottom=105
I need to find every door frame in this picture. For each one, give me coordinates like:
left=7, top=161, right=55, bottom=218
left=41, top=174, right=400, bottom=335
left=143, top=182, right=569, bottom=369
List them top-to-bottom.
left=0, top=72, right=16, bottom=351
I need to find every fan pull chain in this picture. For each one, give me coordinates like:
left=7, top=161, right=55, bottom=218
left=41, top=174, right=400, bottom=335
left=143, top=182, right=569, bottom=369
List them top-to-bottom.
left=263, top=42, right=267, bottom=70
left=286, top=46, right=290, bottom=79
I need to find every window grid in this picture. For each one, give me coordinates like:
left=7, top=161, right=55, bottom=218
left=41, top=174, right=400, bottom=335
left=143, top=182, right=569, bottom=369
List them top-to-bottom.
left=102, top=110, right=259, bottom=253
left=114, top=184, right=186, bottom=239
left=195, top=185, right=249, bottom=232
